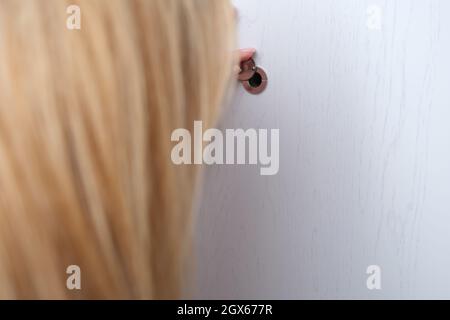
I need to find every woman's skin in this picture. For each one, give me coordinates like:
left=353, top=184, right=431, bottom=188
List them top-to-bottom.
left=236, top=48, right=256, bottom=75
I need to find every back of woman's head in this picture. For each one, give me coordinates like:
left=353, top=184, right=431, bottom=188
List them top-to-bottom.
left=0, top=0, right=235, bottom=299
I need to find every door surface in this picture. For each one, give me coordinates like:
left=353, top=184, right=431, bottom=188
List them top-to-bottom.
left=195, top=0, right=450, bottom=299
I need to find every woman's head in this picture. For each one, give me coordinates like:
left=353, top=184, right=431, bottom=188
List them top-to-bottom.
left=0, top=0, right=235, bottom=298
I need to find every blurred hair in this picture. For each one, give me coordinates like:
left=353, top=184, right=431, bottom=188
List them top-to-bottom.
left=0, top=0, right=235, bottom=299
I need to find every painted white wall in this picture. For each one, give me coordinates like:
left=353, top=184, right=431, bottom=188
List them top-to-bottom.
left=195, top=0, right=450, bottom=299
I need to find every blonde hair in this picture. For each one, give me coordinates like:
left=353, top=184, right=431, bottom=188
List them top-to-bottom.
left=0, top=0, right=235, bottom=299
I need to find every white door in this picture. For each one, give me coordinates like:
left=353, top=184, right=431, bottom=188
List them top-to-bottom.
left=195, top=0, right=450, bottom=299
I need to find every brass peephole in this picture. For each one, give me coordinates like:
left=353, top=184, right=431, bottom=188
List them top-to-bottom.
left=238, top=58, right=268, bottom=95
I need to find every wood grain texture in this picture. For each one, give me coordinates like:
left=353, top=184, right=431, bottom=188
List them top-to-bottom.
left=195, top=0, right=450, bottom=299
